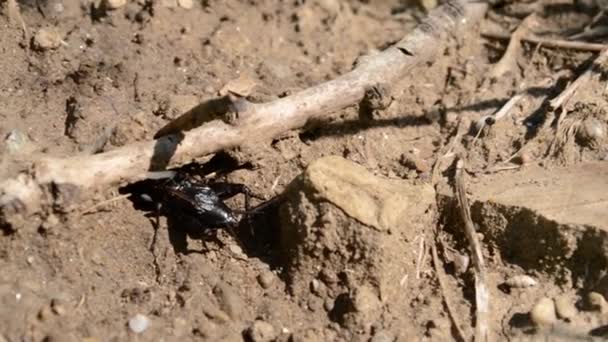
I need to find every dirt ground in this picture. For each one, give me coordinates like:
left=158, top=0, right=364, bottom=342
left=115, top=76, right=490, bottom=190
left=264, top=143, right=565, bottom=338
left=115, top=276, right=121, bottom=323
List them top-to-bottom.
left=1, top=0, right=608, bottom=341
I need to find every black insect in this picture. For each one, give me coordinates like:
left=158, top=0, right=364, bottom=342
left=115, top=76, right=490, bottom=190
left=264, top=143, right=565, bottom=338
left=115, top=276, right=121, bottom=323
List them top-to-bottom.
left=160, top=173, right=255, bottom=229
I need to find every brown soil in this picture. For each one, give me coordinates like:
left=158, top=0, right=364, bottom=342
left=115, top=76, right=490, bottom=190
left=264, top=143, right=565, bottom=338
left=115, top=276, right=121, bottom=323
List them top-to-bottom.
left=1, top=0, right=608, bottom=341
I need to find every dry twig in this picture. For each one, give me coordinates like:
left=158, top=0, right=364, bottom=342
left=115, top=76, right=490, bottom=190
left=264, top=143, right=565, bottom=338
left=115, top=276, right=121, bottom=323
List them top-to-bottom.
left=0, top=0, right=488, bottom=227
left=482, top=31, right=607, bottom=52
left=549, top=47, right=608, bottom=113
left=473, top=94, right=523, bottom=141
left=430, top=118, right=469, bottom=186
left=454, top=157, right=490, bottom=342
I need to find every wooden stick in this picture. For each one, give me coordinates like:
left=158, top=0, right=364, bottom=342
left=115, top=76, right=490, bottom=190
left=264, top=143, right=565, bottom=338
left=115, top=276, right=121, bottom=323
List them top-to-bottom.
left=0, top=0, right=488, bottom=227
left=482, top=31, right=607, bottom=52
left=549, top=47, right=608, bottom=112
left=454, top=158, right=490, bottom=342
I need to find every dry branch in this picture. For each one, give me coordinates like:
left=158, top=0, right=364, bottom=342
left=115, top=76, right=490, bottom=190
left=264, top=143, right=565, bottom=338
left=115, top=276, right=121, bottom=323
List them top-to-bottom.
left=0, top=0, right=488, bottom=227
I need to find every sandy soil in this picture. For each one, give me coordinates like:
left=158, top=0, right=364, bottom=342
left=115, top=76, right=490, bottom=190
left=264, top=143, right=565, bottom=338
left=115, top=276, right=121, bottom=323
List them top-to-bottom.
left=1, top=0, right=608, bottom=341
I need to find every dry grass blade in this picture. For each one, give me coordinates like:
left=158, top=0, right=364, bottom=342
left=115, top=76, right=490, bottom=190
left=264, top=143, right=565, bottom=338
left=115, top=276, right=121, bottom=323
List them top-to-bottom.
left=454, top=158, right=490, bottom=342
left=81, top=194, right=132, bottom=215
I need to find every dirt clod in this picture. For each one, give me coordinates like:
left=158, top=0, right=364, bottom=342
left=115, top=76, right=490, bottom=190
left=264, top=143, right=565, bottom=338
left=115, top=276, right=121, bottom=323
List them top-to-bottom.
left=103, top=0, right=126, bottom=9
left=33, top=28, right=62, bottom=50
left=280, top=155, right=435, bottom=335
left=257, top=270, right=275, bottom=290
left=505, top=275, right=537, bottom=289
left=213, top=282, right=245, bottom=321
left=588, top=292, right=607, bottom=313
left=554, top=295, right=577, bottom=320
left=530, top=297, right=557, bottom=327
left=50, top=298, right=67, bottom=316
left=246, top=320, right=277, bottom=342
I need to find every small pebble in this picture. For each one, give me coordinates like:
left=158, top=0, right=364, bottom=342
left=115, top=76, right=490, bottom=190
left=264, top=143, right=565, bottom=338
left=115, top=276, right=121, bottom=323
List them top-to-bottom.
left=103, top=0, right=126, bottom=9
left=177, top=0, right=193, bottom=9
left=34, top=28, right=63, bottom=50
left=203, top=85, right=215, bottom=94
left=578, top=117, right=605, bottom=147
left=5, top=129, right=31, bottom=154
left=518, top=152, right=532, bottom=165
left=400, top=153, right=430, bottom=173
left=228, top=244, right=245, bottom=257
left=452, top=253, right=470, bottom=274
left=257, top=270, right=275, bottom=289
left=505, top=275, right=537, bottom=289
left=588, top=292, right=607, bottom=313
left=554, top=295, right=577, bottom=320
left=530, top=297, right=556, bottom=327
left=50, top=298, right=67, bottom=316
left=324, top=298, right=334, bottom=312
left=38, top=306, right=53, bottom=321
left=128, top=314, right=150, bottom=333
left=246, top=320, right=276, bottom=342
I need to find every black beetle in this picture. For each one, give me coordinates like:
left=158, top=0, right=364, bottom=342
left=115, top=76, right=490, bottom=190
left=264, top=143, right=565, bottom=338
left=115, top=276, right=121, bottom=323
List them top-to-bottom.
left=161, top=174, right=254, bottom=228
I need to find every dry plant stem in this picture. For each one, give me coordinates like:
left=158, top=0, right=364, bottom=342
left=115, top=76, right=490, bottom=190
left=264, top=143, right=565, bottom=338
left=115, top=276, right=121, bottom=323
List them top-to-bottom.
left=0, top=0, right=488, bottom=223
left=489, top=14, right=537, bottom=78
left=482, top=31, right=607, bottom=52
left=549, top=47, right=608, bottom=112
left=474, top=94, right=523, bottom=141
left=431, top=118, right=469, bottom=186
left=454, top=158, right=489, bottom=342
left=81, top=194, right=131, bottom=215
left=431, top=243, right=468, bottom=342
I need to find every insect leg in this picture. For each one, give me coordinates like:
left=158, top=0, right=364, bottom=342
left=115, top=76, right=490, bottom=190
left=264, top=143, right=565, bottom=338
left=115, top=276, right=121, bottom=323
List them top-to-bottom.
left=208, top=183, right=251, bottom=200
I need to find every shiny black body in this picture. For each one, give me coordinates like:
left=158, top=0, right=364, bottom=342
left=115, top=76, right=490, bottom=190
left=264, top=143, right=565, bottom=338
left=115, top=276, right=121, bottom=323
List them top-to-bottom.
left=162, top=175, right=251, bottom=228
